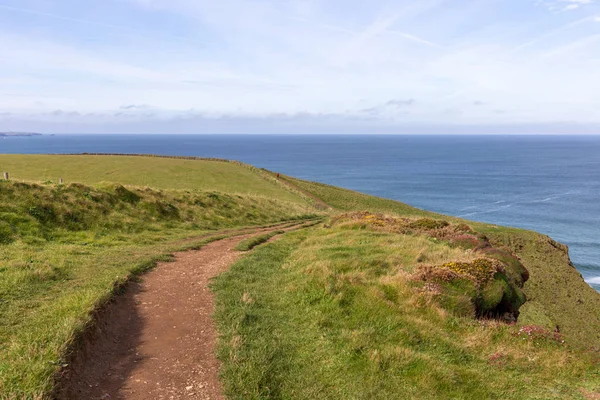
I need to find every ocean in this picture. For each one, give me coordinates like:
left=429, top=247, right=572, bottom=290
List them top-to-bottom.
left=2, top=134, right=599, bottom=291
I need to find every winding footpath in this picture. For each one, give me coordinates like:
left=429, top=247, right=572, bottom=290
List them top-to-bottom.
left=57, top=224, right=303, bottom=399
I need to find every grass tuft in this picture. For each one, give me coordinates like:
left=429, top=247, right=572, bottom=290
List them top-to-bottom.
left=235, top=231, right=285, bottom=252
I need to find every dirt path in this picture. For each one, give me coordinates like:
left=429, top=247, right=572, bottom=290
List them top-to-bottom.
left=56, top=226, right=298, bottom=400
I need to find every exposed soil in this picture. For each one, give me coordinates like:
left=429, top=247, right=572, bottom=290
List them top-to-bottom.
left=55, top=224, right=302, bottom=400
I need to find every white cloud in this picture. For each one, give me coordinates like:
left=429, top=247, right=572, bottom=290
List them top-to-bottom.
left=2, top=0, right=600, bottom=131
left=535, top=0, right=594, bottom=11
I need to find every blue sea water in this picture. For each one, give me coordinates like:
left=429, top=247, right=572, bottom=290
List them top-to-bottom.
left=2, top=134, right=599, bottom=291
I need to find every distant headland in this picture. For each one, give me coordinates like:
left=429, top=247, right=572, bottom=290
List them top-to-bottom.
left=0, top=132, right=43, bottom=137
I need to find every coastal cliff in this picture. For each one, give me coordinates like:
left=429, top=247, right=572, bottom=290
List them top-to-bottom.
left=0, top=154, right=599, bottom=399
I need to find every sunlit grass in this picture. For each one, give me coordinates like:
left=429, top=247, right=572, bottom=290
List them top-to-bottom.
left=0, top=154, right=307, bottom=204
left=288, top=175, right=600, bottom=351
left=0, top=177, right=319, bottom=398
left=213, top=227, right=600, bottom=399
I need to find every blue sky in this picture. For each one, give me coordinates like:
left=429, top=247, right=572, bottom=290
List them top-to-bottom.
left=1, top=0, right=600, bottom=133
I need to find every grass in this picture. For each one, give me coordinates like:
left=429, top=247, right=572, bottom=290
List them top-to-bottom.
left=0, top=155, right=307, bottom=204
left=2, top=155, right=600, bottom=398
left=287, top=175, right=600, bottom=351
left=285, top=176, right=431, bottom=217
left=0, top=178, right=318, bottom=398
left=480, top=226, right=600, bottom=351
left=213, top=227, right=600, bottom=400
left=235, top=230, right=285, bottom=252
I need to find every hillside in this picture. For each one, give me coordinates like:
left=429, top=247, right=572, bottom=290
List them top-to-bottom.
left=0, top=154, right=306, bottom=204
left=0, top=155, right=598, bottom=399
left=0, top=156, right=318, bottom=398
left=286, top=175, right=600, bottom=350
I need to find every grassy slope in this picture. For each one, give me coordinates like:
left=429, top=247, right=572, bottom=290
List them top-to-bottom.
left=0, top=155, right=304, bottom=204
left=0, top=156, right=319, bottom=398
left=2, top=156, right=599, bottom=398
left=287, top=176, right=600, bottom=350
left=213, top=177, right=600, bottom=398
left=282, top=177, right=430, bottom=217
left=213, top=229, right=599, bottom=400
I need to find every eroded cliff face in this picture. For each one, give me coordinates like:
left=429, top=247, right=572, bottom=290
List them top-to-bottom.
left=485, top=228, right=600, bottom=350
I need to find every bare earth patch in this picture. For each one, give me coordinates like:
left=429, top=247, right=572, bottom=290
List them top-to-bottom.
left=56, top=229, right=291, bottom=400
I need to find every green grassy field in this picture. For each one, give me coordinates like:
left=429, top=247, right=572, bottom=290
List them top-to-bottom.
left=0, top=155, right=306, bottom=204
left=1, top=155, right=599, bottom=399
left=0, top=161, right=319, bottom=398
left=285, top=176, right=431, bottom=217
left=288, top=176, right=600, bottom=350
left=214, top=228, right=599, bottom=399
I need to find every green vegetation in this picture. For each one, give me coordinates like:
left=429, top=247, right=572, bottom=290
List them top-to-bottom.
left=0, top=154, right=306, bottom=203
left=2, top=155, right=600, bottom=399
left=213, top=175, right=600, bottom=399
left=285, top=176, right=431, bottom=217
left=288, top=176, right=600, bottom=350
left=0, top=177, right=317, bottom=397
left=0, top=180, right=312, bottom=242
left=330, top=212, right=528, bottom=320
left=213, top=229, right=599, bottom=400
left=235, top=230, right=285, bottom=251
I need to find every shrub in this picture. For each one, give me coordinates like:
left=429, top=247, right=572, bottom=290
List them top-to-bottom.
left=113, top=185, right=141, bottom=204
left=27, top=204, right=57, bottom=224
left=408, top=218, right=449, bottom=230
left=456, top=223, right=473, bottom=233
left=449, top=234, right=482, bottom=249
left=480, top=248, right=529, bottom=286
left=415, top=259, right=526, bottom=320
left=438, top=259, right=504, bottom=287
left=415, top=265, right=460, bottom=283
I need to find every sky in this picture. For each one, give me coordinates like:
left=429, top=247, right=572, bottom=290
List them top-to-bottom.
left=1, top=0, right=600, bottom=134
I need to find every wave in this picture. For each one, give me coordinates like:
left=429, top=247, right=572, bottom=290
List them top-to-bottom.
left=455, top=190, right=581, bottom=218
left=532, top=197, right=555, bottom=203
left=458, top=204, right=512, bottom=218
left=585, top=277, right=600, bottom=284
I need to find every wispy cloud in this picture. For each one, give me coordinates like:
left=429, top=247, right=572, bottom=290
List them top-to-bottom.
left=1, top=0, right=600, bottom=132
left=535, top=0, right=595, bottom=12
left=0, top=3, right=197, bottom=43
left=360, top=98, right=417, bottom=116
left=387, top=99, right=416, bottom=107
left=120, top=104, right=153, bottom=110
left=3, top=108, right=599, bottom=134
